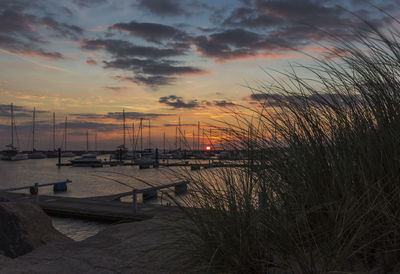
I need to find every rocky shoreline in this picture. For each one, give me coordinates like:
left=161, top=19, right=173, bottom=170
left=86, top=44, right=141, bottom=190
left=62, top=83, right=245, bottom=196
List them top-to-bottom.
left=0, top=200, right=187, bottom=273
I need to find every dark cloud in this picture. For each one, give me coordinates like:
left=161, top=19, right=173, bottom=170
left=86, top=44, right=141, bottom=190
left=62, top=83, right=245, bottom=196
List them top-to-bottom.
left=72, top=0, right=109, bottom=7
left=138, top=0, right=185, bottom=16
left=208, top=0, right=397, bottom=62
left=224, top=0, right=355, bottom=31
left=0, top=7, right=82, bottom=59
left=223, top=7, right=283, bottom=28
left=40, top=16, right=83, bottom=39
left=110, top=21, right=187, bottom=43
left=193, top=28, right=279, bottom=60
left=81, top=39, right=184, bottom=58
left=82, top=39, right=205, bottom=87
left=104, top=58, right=205, bottom=76
left=131, top=75, right=176, bottom=87
left=102, top=86, right=129, bottom=91
left=249, top=93, right=362, bottom=107
left=159, top=95, right=200, bottom=109
left=202, top=100, right=236, bottom=107
left=214, top=100, right=235, bottom=107
left=0, top=104, right=48, bottom=118
left=70, top=111, right=172, bottom=120
left=106, top=111, right=172, bottom=120
left=69, top=113, right=104, bottom=119
left=56, top=121, right=119, bottom=132
left=163, top=123, right=197, bottom=127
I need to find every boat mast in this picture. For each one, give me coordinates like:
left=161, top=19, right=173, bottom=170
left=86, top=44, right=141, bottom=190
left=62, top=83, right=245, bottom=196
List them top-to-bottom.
left=11, top=103, right=14, bottom=149
left=32, top=107, right=36, bottom=151
left=123, top=108, right=126, bottom=149
left=53, top=112, right=55, bottom=151
left=64, top=116, right=67, bottom=152
left=179, top=116, right=181, bottom=150
left=140, top=118, right=143, bottom=151
left=148, top=119, right=151, bottom=150
left=197, top=121, right=200, bottom=151
left=132, top=122, right=135, bottom=151
left=175, top=126, right=178, bottom=150
left=202, top=128, right=205, bottom=149
left=209, top=128, right=212, bottom=148
left=192, top=129, right=195, bottom=149
left=86, top=130, right=89, bottom=151
left=95, top=131, right=97, bottom=152
left=163, top=132, right=166, bottom=154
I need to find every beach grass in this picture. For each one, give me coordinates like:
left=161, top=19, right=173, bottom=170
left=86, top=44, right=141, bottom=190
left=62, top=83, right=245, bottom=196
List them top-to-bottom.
left=171, top=20, right=400, bottom=273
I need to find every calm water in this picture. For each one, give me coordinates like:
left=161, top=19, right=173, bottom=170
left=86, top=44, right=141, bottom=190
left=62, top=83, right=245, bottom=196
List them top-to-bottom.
left=0, top=156, right=187, bottom=240
left=0, top=156, right=184, bottom=197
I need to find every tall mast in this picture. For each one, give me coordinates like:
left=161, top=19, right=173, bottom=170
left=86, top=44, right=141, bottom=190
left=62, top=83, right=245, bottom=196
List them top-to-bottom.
left=11, top=103, right=14, bottom=148
left=32, top=107, right=35, bottom=151
left=123, top=108, right=126, bottom=149
left=53, top=112, right=56, bottom=151
left=64, top=116, right=67, bottom=152
left=178, top=116, right=181, bottom=150
left=140, top=118, right=143, bottom=151
left=148, top=119, right=151, bottom=150
left=132, top=122, right=136, bottom=151
left=197, top=122, right=200, bottom=151
left=175, top=126, right=178, bottom=150
left=202, top=128, right=205, bottom=149
left=209, top=128, right=212, bottom=148
left=192, top=129, right=195, bottom=149
left=86, top=130, right=89, bottom=151
left=95, top=131, right=97, bottom=152
left=163, top=132, right=166, bottom=154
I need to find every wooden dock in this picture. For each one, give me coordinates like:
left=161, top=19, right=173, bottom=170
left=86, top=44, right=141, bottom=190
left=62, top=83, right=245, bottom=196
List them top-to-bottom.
left=0, top=181, right=187, bottom=222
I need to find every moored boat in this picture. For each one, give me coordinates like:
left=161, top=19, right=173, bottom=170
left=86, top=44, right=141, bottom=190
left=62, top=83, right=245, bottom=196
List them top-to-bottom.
left=1, top=103, right=28, bottom=161
left=28, top=150, right=46, bottom=159
left=70, top=153, right=103, bottom=167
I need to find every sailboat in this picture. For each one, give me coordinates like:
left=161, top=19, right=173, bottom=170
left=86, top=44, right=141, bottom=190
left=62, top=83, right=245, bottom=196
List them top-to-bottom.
left=1, top=103, right=28, bottom=161
left=28, top=107, right=46, bottom=159
left=111, top=109, right=129, bottom=160
left=47, top=112, right=58, bottom=158
left=61, top=116, right=75, bottom=157
left=134, top=118, right=156, bottom=165
left=126, top=122, right=140, bottom=160
left=70, top=130, right=102, bottom=167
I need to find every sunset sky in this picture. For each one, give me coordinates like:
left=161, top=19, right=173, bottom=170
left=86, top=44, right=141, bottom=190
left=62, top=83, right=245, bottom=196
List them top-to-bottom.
left=0, top=0, right=398, bottom=150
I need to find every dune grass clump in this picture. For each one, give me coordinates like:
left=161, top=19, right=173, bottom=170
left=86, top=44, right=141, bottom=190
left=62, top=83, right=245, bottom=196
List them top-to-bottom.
left=172, top=21, right=400, bottom=273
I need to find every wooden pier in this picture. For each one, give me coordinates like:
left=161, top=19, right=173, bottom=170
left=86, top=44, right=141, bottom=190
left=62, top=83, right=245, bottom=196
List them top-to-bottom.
left=0, top=181, right=187, bottom=222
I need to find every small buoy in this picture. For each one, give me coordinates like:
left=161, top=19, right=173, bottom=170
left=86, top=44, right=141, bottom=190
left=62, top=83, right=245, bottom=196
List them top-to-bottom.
left=53, top=182, right=67, bottom=192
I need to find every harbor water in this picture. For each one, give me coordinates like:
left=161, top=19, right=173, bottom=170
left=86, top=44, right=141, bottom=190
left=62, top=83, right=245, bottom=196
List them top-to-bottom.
left=0, top=156, right=188, bottom=241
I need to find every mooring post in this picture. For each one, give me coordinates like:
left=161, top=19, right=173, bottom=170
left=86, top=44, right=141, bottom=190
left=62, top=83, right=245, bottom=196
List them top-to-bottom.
left=58, top=148, right=61, bottom=166
left=155, top=148, right=159, bottom=168
left=34, top=183, right=39, bottom=203
left=132, top=189, right=137, bottom=213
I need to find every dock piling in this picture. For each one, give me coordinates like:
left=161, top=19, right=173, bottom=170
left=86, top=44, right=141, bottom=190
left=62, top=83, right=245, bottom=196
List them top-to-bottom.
left=58, top=148, right=61, bottom=166
left=132, top=189, right=137, bottom=213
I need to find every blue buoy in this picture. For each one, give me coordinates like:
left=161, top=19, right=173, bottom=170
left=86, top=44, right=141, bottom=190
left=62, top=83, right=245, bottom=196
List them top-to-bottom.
left=53, top=182, right=67, bottom=192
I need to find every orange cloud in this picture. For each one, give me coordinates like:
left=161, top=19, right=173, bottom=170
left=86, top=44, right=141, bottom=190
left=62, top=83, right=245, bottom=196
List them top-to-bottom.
left=86, top=58, right=97, bottom=65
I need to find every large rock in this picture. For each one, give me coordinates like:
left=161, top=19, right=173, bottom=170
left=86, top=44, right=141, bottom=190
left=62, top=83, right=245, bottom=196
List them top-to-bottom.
left=0, top=202, right=70, bottom=258
left=0, top=215, right=192, bottom=273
